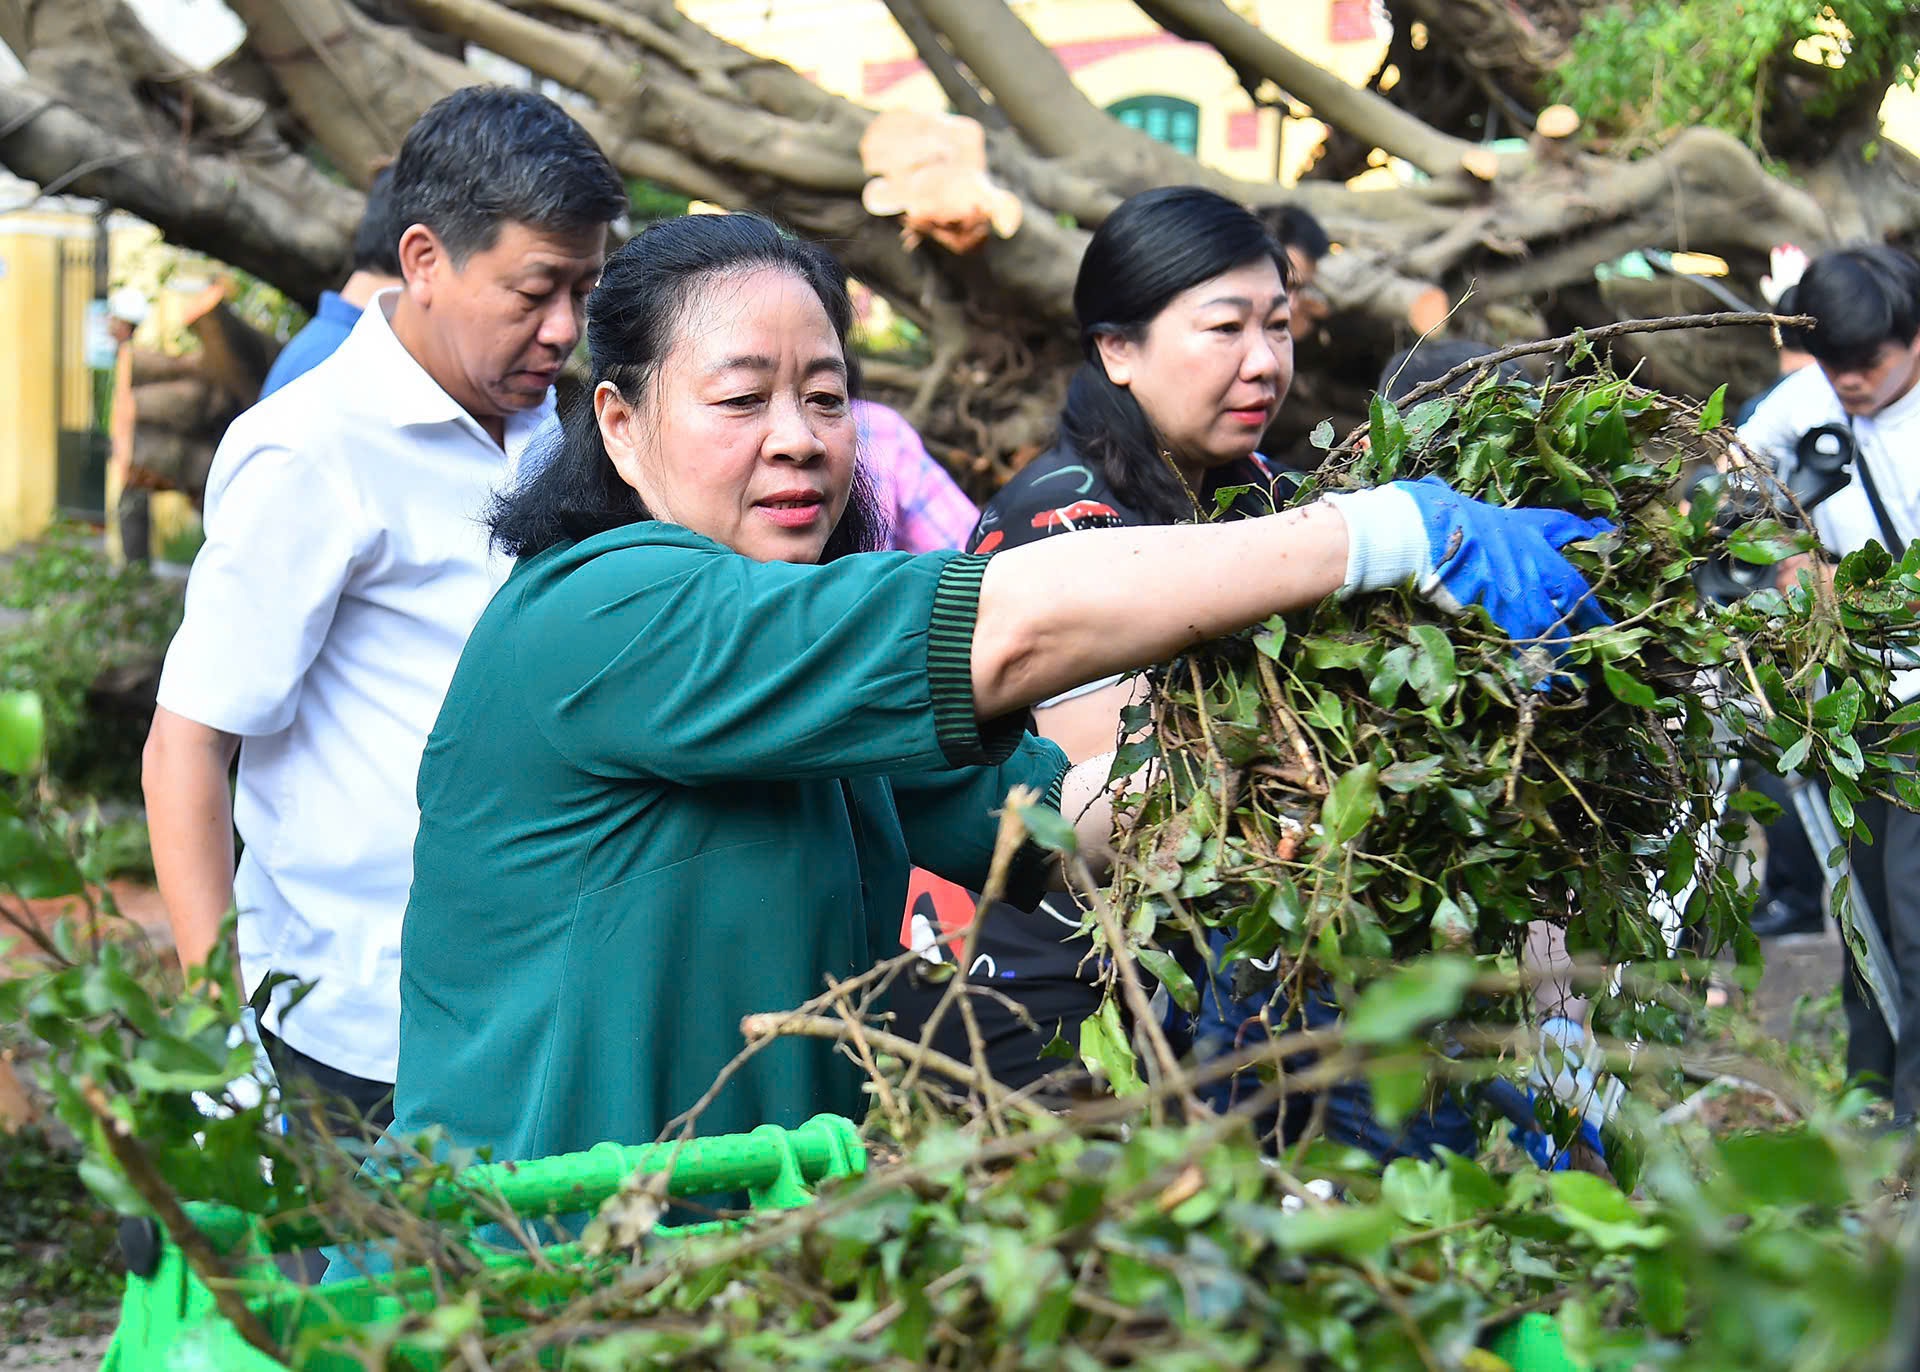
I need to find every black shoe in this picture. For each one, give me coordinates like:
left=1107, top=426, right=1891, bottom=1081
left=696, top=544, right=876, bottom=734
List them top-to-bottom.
left=1749, top=898, right=1825, bottom=939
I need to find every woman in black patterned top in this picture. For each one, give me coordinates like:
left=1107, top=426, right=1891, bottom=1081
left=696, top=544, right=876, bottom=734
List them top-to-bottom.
left=891, top=186, right=1299, bottom=1088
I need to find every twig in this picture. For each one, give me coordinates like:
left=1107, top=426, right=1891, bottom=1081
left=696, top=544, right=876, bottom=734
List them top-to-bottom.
left=1327, top=311, right=1815, bottom=461
left=1254, top=654, right=1326, bottom=793
left=1535, top=748, right=1606, bottom=831
left=895, top=790, right=1037, bottom=1132
left=1076, top=872, right=1199, bottom=1122
left=823, top=974, right=910, bottom=1138
left=739, top=1012, right=1050, bottom=1121
left=78, top=1079, right=281, bottom=1360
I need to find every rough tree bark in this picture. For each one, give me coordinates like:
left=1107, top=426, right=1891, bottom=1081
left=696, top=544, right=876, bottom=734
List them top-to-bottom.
left=0, top=0, right=1915, bottom=479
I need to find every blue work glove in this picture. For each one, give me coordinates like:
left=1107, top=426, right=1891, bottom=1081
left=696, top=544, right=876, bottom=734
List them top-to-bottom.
left=1325, top=476, right=1614, bottom=646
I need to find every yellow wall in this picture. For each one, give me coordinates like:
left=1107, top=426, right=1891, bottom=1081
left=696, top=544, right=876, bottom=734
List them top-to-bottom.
left=680, top=0, right=1388, bottom=184
left=0, top=212, right=170, bottom=552
left=0, top=221, right=71, bottom=549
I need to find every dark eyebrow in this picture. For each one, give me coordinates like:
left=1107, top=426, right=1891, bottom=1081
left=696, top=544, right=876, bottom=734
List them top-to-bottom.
left=1200, top=293, right=1291, bottom=312
left=707, top=354, right=849, bottom=379
left=709, top=354, right=776, bottom=374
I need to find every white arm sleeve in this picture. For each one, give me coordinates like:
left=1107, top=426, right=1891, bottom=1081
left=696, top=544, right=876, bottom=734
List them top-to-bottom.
left=156, top=439, right=371, bottom=738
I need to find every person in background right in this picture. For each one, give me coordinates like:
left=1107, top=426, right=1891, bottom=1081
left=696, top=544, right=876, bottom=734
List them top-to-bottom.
left=1256, top=203, right=1331, bottom=341
left=1736, top=243, right=1920, bottom=1123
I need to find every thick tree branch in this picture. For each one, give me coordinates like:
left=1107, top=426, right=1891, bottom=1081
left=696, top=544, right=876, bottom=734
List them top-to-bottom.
left=225, top=0, right=473, bottom=177
left=404, top=0, right=872, bottom=192
left=878, top=0, right=1008, bottom=130
left=909, top=0, right=1208, bottom=189
left=1130, top=0, right=1491, bottom=182
left=0, top=80, right=354, bottom=302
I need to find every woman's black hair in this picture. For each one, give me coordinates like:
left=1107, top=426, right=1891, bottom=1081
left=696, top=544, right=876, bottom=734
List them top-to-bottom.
left=1061, top=186, right=1289, bottom=525
left=490, top=213, right=881, bottom=561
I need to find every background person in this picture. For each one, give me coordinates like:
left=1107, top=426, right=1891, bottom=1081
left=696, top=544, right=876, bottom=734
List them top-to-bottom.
left=141, top=86, right=627, bottom=1130
left=257, top=167, right=406, bottom=399
left=896, top=186, right=1301, bottom=1089
left=391, top=208, right=1610, bottom=1161
left=1736, top=243, right=1920, bottom=1121
left=100, top=286, right=150, bottom=565
left=856, top=398, right=979, bottom=552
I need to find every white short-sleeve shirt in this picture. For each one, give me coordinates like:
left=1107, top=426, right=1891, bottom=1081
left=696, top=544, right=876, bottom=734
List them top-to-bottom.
left=157, top=291, right=555, bottom=1082
left=1737, top=363, right=1920, bottom=698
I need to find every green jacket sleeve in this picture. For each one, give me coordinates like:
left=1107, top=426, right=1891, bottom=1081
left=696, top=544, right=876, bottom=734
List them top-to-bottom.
left=511, top=528, right=1025, bottom=785
left=888, top=732, right=1070, bottom=913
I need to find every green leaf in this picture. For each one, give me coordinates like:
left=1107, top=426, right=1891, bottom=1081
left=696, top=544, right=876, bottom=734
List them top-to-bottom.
left=1697, top=383, right=1727, bottom=433
left=1369, top=394, right=1409, bottom=470
left=1403, top=398, right=1456, bottom=448
left=1309, top=419, right=1335, bottom=451
left=1211, top=483, right=1256, bottom=518
left=1254, top=614, right=1288, bottom=660
left=1407, top=626, right=1458, bottom=707
left=1302, top=636, right=1375, bottom=670
left=1369, top=645, right=1412, bottom=707
left=1601, top=662, right=1657, bottom=708
left=1811, top=679, right=1864, bottom=734
left=0, top=692, right=44, bottom=776
left=1778, top=735, right=1813, bottom=774
left=1378, top=755, right=1444, bottom=794
left=1318, top=763, right=1381, bottom=848
left=1829, top=784, right=1856, bottom=833
left=1725, top=788, right=1784, bottom=824
left=1013, top=799, right=1077, bottom=855
left=0, top=816, right=84, bottom=899
left=1661, top=829, right=1696, bottom=897
left=1135, top=946, right=1198, bottom=1014
left=1347, top=956, right=1476, bottom=1045
left=1077, top=998, right=1144, bottom=1096
left=1369, top=1060, right=1427, bottom=1127
left=1716, top=1129, right=1850, bottom=1209
left=1548, top=1171, right=1668, bottom=1251
left=1272, top=1202, right=1401, bottom=1263
left=1634, top=1249, right=1687, bottom=1336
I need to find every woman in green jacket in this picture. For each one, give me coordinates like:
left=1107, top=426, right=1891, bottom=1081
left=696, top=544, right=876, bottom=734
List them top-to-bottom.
left=392, top=211, right=1610, bottom=1161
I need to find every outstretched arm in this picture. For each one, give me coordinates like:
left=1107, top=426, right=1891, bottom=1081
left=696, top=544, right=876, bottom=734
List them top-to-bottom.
left=970, top=481, right=1610, bottom=720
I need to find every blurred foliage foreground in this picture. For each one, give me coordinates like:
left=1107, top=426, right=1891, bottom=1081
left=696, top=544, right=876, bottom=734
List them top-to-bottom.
left=0, top=348, right=1918, bottom=1368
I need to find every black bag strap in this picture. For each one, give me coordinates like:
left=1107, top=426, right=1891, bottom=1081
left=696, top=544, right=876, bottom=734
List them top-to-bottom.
left=1849, top=418, right=1908, bottom=553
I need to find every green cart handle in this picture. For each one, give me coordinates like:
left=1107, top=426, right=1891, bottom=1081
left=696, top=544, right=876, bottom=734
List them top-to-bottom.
left=185, top=1113, right=865, bottom=1256
left=104, top=1115, right=868, bottom=1372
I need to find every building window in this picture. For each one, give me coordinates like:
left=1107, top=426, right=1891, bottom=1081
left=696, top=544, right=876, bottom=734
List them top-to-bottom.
left=1107, top=95, right=1201, bottom=157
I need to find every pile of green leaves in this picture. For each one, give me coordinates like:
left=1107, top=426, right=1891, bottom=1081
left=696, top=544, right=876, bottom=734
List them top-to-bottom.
left=1554, top=0, right=1919, bottom=155
left=1095, top=366, right=1920, bottom=1081
left=0, top=524, right=183, bottom=803
left=229, top=1102, right=1897, bottom=1372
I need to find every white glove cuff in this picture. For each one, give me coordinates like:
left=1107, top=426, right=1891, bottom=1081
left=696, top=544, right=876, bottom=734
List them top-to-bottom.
left=1322, top=485, right=1430, bottom=598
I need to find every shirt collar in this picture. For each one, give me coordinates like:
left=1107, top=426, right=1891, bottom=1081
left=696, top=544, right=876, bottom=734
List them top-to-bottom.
left=357, top=288, right=556, bottom=452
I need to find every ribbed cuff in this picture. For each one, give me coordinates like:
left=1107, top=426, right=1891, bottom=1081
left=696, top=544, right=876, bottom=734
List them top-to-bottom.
left=1322, top=485, right=1430, bottom=597
left=927, top=553, right=1027, bottom=768
left=1004, top=745, right=1071, bottom=912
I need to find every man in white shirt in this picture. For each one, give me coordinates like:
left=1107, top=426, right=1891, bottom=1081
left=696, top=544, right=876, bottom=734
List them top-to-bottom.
left=141, top=86, right=628, bottom=1126
left=1737, top=243, right=1920, bottom=1123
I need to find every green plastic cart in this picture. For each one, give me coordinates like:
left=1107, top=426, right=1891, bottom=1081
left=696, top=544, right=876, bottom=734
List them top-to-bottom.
left=100, top=1113, right=866, bottom=1371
